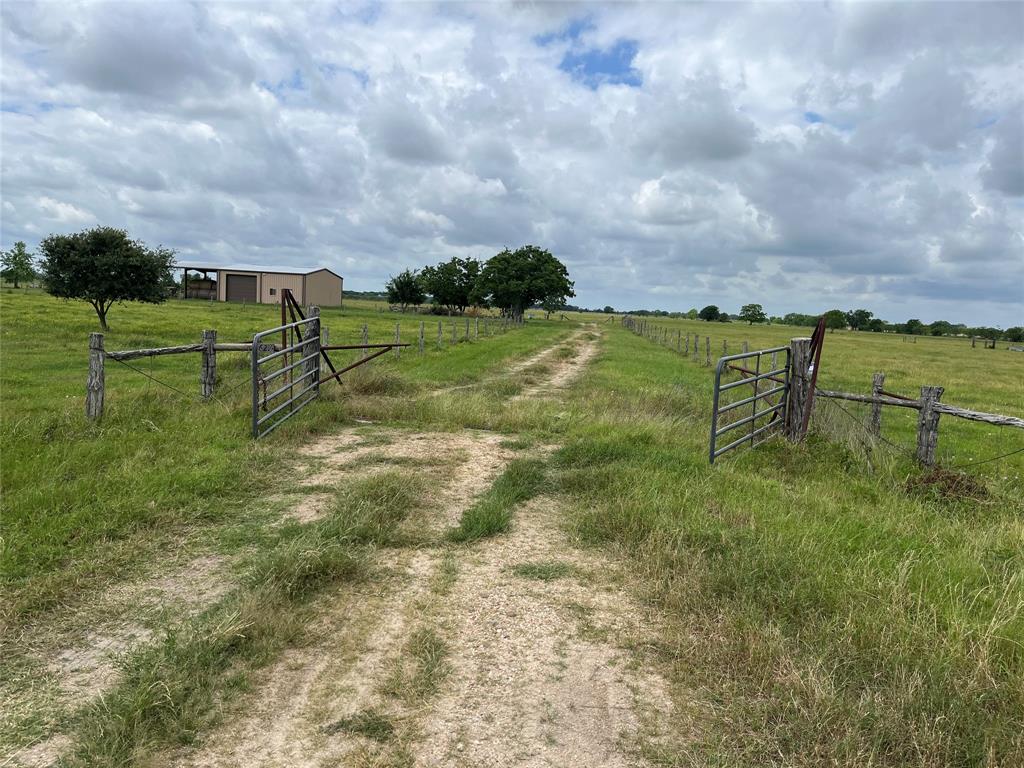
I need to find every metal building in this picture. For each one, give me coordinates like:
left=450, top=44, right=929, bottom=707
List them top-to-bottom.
left=178, top=263, right=344, bottom=306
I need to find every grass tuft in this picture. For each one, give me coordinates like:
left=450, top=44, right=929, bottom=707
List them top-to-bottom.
left=448, top=458, right=547, bottom=542
left=512, top=560, right=578, bottom=581
left=382, top=627, right=450, bottom=703
left=321, top=708, right=395, bottom=742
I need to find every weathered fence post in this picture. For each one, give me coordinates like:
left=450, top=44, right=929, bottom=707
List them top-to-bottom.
left=302, top=307, right=320, bottom=391
left=475, top=317, right=480, bottom=338
left=465, top=318, right=470, bottom=341
left=437, top=320, right=443, bottom=349
left=451, top=320, right=457, bottom=344
left=419, top=321, right=425, bottom=355
left=394, top=323, right=401, bottom=359
left=361, top=324, right=369, bottom=358
left=200, top=329, right=217, bottom=400
left=676, top=330, right=681, bottom=353
left=87, top=332, right=105, bottom=420
left=684, top=333, right=689, bottom=356
left=971, top=336, right=976, bottom=348
left=705, top=337, right=711, bottom=366
left=784, top=337, right=812, bottom=441
left=723, top=339, right=728, bottom=355
left=742, top=341, right=749, bottom=354
left=869, top=372, right=885, bottom=436
left=916, top=386, right=944, bottom=467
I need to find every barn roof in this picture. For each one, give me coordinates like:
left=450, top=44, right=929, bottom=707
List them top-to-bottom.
left=177, top=262, right=342, bottom=279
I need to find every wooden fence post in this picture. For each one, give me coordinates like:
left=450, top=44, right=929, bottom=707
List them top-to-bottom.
left=302, top=308, right=320, bottom=390
left=475, top=317, right=479, bottom=338
left=465, top=318, right=470, bottom=341
left=437, top=320, right=443, bottom=349
left=451, top=320, right=457, bottom=344
left=419, top=321, right=425, bottom=354
left=394, top=323, right=401, bottom=359
left=361, top=324, right=369, bottom=358
left=200, top=329, right=217, bottom=400
left=676, top=330, right=681, bottom=353
left=87, top=332, right=104, bottom=420
left=684, top=333, right=689, bottom=356
left=971, top=336, right=976, bottom=348
left=705, top=337, right=711, bottom=366
left=785, top=337, right=812, bottom=441
left=722, top=339, right=727, bottom=355
left=742, top=341, right=749, bottom=354
left=869, top=372, right=885, bottom=436
left=916, top=386, right=944, bottom=467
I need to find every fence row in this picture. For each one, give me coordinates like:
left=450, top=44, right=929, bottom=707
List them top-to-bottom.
left=85, top=311, right=522, bottom=421
left=621, top=316, right=1024, bottom=467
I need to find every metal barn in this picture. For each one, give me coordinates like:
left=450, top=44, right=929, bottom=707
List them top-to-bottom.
left=178, top=263, right=344, bottom=307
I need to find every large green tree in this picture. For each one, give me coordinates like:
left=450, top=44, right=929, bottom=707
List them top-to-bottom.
left=39, top=227, right=175, bottom=330
left=1, top=241, right=36, bottom=288
left=476, top=245, right=573, bottom=321
left=419, top=257, right=483, bottom=315
left=385, top=268, right=425, bottom=312
left=738, top=303, right=767, bottom=325
left=698, top=305, right=720, bottom=322
left=845, top=308, right=873, bottom=330
left=823, top=309, right=847, bottom=331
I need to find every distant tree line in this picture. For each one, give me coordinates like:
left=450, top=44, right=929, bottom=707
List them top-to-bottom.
left=385, top=245, right=574, bottom=321
left=606, top=301, right=1021, bottom=341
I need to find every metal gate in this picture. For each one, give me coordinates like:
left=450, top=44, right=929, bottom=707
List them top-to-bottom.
left=251, top=315, right=321, bottom=439
left=709, top=345, right=790, bottom=463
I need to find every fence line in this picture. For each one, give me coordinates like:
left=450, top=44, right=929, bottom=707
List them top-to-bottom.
left=621, top=316, right=1024, bottom=468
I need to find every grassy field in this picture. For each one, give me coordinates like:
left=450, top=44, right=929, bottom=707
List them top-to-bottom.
left=1, top=290, right=1022, bottom=766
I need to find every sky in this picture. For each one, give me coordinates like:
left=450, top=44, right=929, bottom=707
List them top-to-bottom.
left=1, top=1, right=1022, bottom=327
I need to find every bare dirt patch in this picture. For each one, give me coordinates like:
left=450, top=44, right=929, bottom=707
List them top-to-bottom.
left=515, top=327, right=601, bottom=400
left=414, top=496, right=673, bottom=767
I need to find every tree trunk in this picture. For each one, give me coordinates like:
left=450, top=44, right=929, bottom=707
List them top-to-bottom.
left=93, top=301, right=110, bottom=331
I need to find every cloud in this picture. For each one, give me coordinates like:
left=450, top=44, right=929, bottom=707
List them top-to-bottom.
left=1, top=1, right=1021, bottom=326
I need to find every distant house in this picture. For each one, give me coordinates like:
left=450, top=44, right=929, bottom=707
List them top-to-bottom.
left=178, top=263, right=343, bottom=307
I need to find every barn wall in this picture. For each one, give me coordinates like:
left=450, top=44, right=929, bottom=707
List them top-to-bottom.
left=304, top=270, right=343, bottom=307
left=260, top=273, right=304, bottom=304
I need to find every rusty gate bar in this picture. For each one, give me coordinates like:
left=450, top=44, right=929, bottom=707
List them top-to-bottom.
left=252, top=316, right=320, bottom=439
left=710, top=345, right=790, bottom=464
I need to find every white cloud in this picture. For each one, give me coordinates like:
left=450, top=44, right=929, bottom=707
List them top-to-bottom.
left=1, top=1, right=1021, bottom=325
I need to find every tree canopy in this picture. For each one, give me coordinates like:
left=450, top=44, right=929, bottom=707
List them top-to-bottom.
left=39, top=226, right=175, bottom=330
left=1, top=241, right=36, bottom=288
left=475, top=245, right=573, bottom=321
left=419, top=257, right=482, bottom=315
left=385, top=268, right=425, bottom=312
left=738, top=303, right=767, bottom=325
left=698, top=305, right=720, bottom=322
left=845, top=308, right=873, bottom=330
left=823, top=309, right=847, bottom=331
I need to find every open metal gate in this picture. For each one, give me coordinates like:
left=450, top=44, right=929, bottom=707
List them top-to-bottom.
left=251, top=315, right=321, bottom=439
left=710, top=345, right=791, bottom=463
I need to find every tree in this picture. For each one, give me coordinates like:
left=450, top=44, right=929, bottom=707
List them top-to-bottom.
left=39, top=227, right=175, bottom=330
left=1, top=241, right=36, bottom=288
left=475, top=245, right=573, bottom=321
left=420, top=257, right=482, bottom=315
left=385, top=269, right=425, bottom=312
left=738, top=303, right=767, bottom=325
left=602, top=305, right=615, bottom=314
left=698, top=305, right=720, bottom=322
left=686, top=308, right=698, bottom=319
left=845, top=308, right=873, bottom=330
left=823, top=309, right=847, bottom=332
left=867, top=318, right=885, bottom=333
left=904, top=318, right=924, bottom=335
left=929, top=320, right=954, bottom=336
left=1006, top=327, right=1024, bottom=343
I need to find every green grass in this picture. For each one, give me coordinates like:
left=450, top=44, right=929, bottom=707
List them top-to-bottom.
left=0, top=291, right=566, bottom=627
left=3, top=291, right=1022, bottom=767
left=447, top=458, right=547, bottom=542
left=511, top=560, right=577, bottom=581
left=381, top=627, right=450, bottom=703
left=322, top=708, right=396, bottom=742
